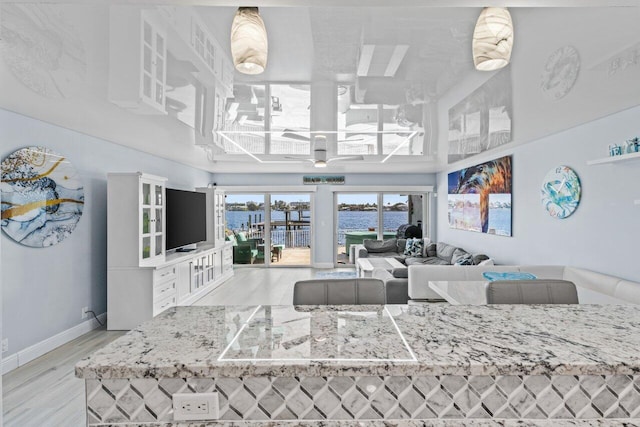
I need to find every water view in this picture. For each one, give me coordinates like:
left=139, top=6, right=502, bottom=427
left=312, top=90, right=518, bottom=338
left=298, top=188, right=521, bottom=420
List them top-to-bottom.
left=226, top=210, right=409, bottom=244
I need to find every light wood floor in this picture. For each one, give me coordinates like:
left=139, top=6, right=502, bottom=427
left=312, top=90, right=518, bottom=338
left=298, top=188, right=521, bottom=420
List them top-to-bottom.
left=2, top=267, right=354, bottom=426
left=2, top=328, right=126, bottom=427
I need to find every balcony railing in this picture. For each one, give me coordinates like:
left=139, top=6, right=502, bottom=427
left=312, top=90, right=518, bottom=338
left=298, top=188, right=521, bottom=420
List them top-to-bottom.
left=242, top=228, right=398, bottom=248
left=245, top=229, right=311, bottom=248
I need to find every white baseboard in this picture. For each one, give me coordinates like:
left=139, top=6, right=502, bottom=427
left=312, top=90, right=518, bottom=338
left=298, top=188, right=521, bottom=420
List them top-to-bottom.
left=314, top=263, right=335, bottom=269
left=2, top=312, right=107, bottom=375
left=2, top=354, right=18, bottom=374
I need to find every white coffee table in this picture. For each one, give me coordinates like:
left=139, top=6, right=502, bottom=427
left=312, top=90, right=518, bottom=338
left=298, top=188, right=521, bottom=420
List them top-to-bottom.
left=356, top=257, right=406, bottom=278
left=428, top=280, right=631, bottom=305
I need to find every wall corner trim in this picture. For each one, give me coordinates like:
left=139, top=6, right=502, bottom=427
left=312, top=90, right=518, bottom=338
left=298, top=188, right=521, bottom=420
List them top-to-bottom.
left=2, top=313, right=107, bottom=375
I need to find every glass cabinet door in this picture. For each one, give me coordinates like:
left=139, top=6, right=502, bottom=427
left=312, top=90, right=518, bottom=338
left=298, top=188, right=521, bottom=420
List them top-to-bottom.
left=140, top=178, right=165, bottom=264
left=141, top=182, right=151, bottom=260
left=151, top=183, right=163, bottom=257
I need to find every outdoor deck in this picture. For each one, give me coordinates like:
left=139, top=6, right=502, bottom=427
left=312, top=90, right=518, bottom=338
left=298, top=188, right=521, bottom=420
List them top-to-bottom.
left=234, top=246, right=351, bottom=266
left=240, top=247, right=311, bottom=266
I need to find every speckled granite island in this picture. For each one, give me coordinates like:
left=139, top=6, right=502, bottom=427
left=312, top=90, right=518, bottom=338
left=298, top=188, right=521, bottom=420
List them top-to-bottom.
left=76, top=304, right=640, bottom=425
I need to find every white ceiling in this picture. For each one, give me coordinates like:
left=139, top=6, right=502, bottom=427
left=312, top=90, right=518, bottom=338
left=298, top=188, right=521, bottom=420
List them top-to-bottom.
left=0, top=2, right=639, bottom=174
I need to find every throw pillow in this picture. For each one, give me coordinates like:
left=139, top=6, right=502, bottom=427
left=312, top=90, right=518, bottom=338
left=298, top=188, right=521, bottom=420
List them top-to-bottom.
left=363, top=238, right=397, bottom=253
left=396, top=238, right=407, bottom=253
left=404, top=238, right=424, bottom=257
left=436, top=242, right=457, bottom=263
left=450, top=248, right=471, bottom=265
left=472, top=253, right=490, bottom=265
left=454, top=254, right=474, bottom=265
left=478, top=259, right=495, bottom=266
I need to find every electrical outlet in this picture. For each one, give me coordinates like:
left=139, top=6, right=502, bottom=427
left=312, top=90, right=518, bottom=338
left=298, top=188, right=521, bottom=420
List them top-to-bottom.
left=81, top=307, right=89, bottom=319
left=2, top=338, right=8, bottom=353
left=173, top=392, right=219, bottom=421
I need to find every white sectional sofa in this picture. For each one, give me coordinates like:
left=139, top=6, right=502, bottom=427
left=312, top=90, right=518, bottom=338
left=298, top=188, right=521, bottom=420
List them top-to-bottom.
left=408, top=264, right=640, bottom=304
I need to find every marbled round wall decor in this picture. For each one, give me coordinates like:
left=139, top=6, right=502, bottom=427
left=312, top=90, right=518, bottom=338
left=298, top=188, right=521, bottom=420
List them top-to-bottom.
left=540, top=45, right=580, bottom=100
left=1, top=147, right=84, bottom=247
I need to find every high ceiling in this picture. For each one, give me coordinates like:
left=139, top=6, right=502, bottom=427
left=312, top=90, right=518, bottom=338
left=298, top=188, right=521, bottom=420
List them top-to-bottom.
left=1, top=2, right=638, bottom=173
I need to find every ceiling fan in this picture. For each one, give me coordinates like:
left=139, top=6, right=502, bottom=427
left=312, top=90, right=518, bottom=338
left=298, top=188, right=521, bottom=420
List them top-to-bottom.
left=281, top=129, right=364, bottom=144
left=282, top=135, right=364, bottom=168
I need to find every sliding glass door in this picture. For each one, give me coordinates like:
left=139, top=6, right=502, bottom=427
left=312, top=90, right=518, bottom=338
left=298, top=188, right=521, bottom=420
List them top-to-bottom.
left=225, top=192, right=312, bottom=267
left=335, top=192, right=427, bottom=265
left=225, top=194, right=266, bottom=266
left=270, top=194, right=311, bottom=266
left=336, top=194, right=379, bottom=263
left=383, top=194, right=409, bottom=236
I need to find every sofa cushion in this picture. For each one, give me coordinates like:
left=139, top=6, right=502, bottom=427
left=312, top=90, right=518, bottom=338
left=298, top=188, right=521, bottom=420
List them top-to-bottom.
left=364, top=238, right=398, bottom=253
left=396, top=238, right=407, bottom=253
left=404, top=238, right=424, bottom=257
left=424, top=242, right=437, bottom=258
left=436, top=242, right=458, bottom=263
left=451, top=248, right=471, bottom=265
left=367, top=251, right=403, bottom=259
left=405, top=257, right=449, bottom=266
left=478, top=258, right=494, bottom=266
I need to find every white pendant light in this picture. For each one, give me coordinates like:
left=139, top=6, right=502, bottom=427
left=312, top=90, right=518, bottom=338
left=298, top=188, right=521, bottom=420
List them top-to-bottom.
left=230, top=7, right=268, bottom=75
left=472, top=7, right=513, bottom=71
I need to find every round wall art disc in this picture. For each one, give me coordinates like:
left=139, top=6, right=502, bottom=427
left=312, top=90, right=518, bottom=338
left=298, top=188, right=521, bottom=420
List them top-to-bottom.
left=540, top=45, right=580, bottom=100
left=1, top=146, right=84, bottom=247
left=540, top=165, right=581, bottom=219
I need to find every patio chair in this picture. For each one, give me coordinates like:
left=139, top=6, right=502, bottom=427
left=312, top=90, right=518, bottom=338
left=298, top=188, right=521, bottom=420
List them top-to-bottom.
left=231, top=232, right=258, bottom=264
left=233, top=244, right=257, bottom=264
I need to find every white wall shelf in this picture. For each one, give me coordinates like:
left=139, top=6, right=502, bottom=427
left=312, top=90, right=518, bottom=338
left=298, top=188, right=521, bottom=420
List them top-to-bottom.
left=587, top=151, right=640, bottom=165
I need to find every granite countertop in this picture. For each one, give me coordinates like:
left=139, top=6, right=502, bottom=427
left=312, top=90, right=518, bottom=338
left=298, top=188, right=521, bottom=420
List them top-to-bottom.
left=75, top=304, right=640, bottom=379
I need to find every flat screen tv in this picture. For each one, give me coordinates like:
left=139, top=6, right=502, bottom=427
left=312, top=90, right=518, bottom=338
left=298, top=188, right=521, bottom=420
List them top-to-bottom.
left=165, top=188, right=207, bottom=250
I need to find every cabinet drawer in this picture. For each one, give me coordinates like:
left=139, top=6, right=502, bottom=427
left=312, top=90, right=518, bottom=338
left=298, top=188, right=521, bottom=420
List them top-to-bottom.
left=154, top=265, right=176, bottom=282
left=154, top=279, right=176, bottom=301
left=153, top=293, right=176, bottom=316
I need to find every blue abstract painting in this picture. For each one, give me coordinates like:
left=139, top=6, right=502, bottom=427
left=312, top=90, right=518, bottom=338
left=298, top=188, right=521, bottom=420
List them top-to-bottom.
left=1, top=146, right=84, bottom=247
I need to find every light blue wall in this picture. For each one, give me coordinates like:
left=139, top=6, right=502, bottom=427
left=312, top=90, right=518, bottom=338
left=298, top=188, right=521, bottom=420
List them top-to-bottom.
left=436, top=105, right=640, bottom=282
left=0, top=109, right=211, bottom=358
left=212, top=173, right=437, bottom=265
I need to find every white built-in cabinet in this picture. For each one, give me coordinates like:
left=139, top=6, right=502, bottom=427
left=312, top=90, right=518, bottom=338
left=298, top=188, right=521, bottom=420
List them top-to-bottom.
left=109, top=7, right=167, bottom=114
left=107, top=173, right=233, bottom=330
left=108, top=173, right=167, bottom=268
left=197, top=187, right=227, bottom=247
left=214, top=190, right=227, bottom=247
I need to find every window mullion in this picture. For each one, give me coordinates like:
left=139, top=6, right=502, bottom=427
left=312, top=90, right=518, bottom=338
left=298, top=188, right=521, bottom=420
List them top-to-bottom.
left=377, top=104, right=383, bottom=155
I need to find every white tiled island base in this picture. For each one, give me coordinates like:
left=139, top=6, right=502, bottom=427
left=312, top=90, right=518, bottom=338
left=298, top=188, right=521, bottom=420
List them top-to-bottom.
left=77, top=305, right=640, bottom=425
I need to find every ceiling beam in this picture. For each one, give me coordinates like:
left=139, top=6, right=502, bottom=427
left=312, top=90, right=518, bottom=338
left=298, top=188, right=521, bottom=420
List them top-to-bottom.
left=356, top=45, right=375, bottom=77
left=384, top=45, right=409, bottom=77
